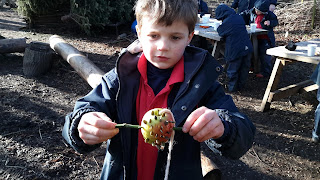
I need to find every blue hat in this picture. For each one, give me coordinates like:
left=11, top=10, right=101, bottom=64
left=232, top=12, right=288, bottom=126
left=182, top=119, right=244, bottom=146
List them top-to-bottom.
left=254, top=0, right=270, bottom=13
left=269, top=0, right=277, bottom=5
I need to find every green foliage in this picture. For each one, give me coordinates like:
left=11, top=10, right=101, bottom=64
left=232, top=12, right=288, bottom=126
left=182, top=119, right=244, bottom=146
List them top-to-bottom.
left=17, top=0, right=69, bottom=21
left=17, top=0, right=135, bottom=35
left=70, top=0, right=135, bottom=35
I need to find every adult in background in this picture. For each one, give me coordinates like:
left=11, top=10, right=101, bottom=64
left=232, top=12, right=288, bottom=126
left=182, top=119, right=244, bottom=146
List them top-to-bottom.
left=231, top=0, right=257, bottom=14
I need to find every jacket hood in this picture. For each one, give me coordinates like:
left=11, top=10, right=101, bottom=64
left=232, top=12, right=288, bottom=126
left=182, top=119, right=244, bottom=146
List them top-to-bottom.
left=254, top=0, right=270, bottom=13
left=269, top=0, right=277, bottom=5
left=215, top=4, right=236, bottom=20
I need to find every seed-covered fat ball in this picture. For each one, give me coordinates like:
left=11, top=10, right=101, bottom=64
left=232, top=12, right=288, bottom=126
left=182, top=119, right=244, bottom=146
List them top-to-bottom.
left=141, top=108, right=175, bottom=150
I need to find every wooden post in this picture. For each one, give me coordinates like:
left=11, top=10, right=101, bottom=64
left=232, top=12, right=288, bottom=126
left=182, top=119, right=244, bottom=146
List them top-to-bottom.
left=49, top=35, right=105, bottom=89
left=0, top=38, right=27, bottom=54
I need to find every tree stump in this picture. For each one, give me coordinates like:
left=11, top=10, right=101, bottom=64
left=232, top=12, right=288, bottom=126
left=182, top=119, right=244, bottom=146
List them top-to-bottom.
left=23, top=41, right=53, bottom=77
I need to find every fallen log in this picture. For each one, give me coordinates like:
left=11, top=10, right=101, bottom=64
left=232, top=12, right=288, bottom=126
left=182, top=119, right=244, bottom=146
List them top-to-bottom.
left=49, top=35, right=105, bottom=88
left=0, top=38, right=27, bottom=54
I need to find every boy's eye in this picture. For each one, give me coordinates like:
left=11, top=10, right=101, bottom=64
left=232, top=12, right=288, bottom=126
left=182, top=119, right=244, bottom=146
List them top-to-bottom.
left=149, top=34, right=158, bottom=39
left=172, top=36, right=181, bottom=40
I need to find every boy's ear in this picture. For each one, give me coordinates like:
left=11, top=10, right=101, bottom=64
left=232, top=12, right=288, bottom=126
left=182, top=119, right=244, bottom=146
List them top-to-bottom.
left=136, top=25, right=141, bottom=39
left=187, top=31, right=195, bottom=44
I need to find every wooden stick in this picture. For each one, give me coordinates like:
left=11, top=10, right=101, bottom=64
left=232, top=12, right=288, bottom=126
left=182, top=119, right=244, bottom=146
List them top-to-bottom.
left=49, top=35, right=105, bottom=88
left=115, top=123, right=182, bottom=131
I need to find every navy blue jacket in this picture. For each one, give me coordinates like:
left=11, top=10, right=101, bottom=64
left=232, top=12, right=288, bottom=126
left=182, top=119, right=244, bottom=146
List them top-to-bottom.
left=198, top=0, right=209, bottom=17
left=231, top=0, right=257, bottom=13
left=240, top=1, right=278, bottom=46
left=216, top=4, right=253, bottom=62
left=62, top=46, right=255, bottom=180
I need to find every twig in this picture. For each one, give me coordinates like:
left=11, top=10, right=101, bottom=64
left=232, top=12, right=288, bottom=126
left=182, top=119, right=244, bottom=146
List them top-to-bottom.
left=115, top=123, right=182, bottom=131
left=39, top=126, right=43, bottom=140
left=2, top=130, right=26, bottom=137
left=251, top=147, right=264, bottom=163
left=92, top=156, right=100, bottom=168
left=5, top=159, right=25, bottom=169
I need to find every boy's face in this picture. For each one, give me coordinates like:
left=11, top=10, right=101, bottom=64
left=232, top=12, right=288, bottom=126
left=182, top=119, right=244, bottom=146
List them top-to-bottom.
left=269, top=4, right=275, bottom=12
left=255, top=9, right=263, bottom=15
left=136, top=16, right=194, bottom=69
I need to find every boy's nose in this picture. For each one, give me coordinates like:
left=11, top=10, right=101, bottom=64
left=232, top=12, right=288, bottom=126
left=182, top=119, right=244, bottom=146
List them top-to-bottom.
left=157, top=39, right=169, bottom=51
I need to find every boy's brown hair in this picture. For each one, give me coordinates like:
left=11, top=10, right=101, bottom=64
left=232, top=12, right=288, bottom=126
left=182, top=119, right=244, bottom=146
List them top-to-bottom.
left=134, top=0, right=198, bottom=33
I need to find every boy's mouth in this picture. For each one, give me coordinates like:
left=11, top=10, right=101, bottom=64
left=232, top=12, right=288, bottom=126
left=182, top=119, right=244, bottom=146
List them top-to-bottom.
left=156, top=56, right=169, bottom=61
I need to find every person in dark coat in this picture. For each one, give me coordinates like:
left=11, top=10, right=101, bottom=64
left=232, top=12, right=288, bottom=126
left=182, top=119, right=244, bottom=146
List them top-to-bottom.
left=62, top=0, right=256, bottom=179
left=191, top=0, right=212, bottom=51
left=198, top=0, right=209, bottom=17
left=231, top=0, right=257, bottom=13
left=241, top=0, right=278, bottom=78
left=268, top=0, right=277, bottom=47
left=215, top=4, right=253, bottom=92
left=311, top=63, right=320, bottom=143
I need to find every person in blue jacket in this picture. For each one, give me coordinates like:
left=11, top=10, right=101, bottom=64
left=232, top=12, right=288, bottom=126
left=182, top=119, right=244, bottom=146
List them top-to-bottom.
left=62, top=0, right=256, bottom=179
left=198, top=0, right=209, bottom=17
left=231, top=0, right=257, bottom=13
left=241, top=0, right=278, bottom=78
left=268, top=0, right=277, bottom=48
left=215, top=4, right=253, bottom=92
left=311, top=63, right=320, bottom=143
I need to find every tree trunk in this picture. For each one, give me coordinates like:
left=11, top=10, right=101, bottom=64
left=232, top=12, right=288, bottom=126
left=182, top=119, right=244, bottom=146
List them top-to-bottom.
left=49, top=35, right=105, bottom=88
left=0, top=38, right=27, bottom=54
left=23, top=41, right=53, bottom=77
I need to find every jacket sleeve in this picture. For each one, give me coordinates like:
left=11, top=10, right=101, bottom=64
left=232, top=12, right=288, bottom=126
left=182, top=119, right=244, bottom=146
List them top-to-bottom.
left=239, top=10, right=251, bottom=25
left=262, top=12, right=278, bottom=30
left=62, top=69, right=119, bottom=154
left=201, top=82, right=256, bottom=159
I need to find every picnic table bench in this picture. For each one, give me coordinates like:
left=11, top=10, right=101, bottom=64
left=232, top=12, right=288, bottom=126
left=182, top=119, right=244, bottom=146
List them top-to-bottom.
left=260, top=39, right=320, bottom=112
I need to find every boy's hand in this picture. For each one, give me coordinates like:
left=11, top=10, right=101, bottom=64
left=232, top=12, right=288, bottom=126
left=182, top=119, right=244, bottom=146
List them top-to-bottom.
left=264, top=20, right=270, bottom=26
left=127, top=39, right=142, bottom=54
left=182, top=106, right=224, bottom=142
left=78, top=112, right=119, bottom=145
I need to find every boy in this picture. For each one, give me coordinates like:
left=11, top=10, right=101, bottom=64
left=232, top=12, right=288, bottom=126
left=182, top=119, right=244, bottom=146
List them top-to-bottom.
left=62, top=0, right=255, bottom=179
left=241, top=0, right=278, bottom=78
left=268, top=0, right=277, bottom=48
left=215, top=4, right=253, bottom=92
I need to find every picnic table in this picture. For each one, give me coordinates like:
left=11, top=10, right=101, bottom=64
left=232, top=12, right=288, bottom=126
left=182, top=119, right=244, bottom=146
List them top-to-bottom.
left=194, top=19, right=268, bottom=73
left=260, top=39, right=320, bottom=112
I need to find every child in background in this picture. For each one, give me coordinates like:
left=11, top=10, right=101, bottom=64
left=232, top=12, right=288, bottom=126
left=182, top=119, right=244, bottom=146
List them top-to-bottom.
left=62, top=0, right=256, bottom=179
left=191, top=0, right=212, bottom=51
left=198, top=0, right=209, bottom=17
left=241, top=0, right=278, bottom=78
left=268, top=0, right=277, bottom=48
left=215, top=4, right=253, bottom=92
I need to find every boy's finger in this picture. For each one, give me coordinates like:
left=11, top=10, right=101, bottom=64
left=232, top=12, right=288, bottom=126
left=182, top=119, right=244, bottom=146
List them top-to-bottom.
left=183, top=106, right=206, bottom=133
left=87, top=112, right=117, bottom=129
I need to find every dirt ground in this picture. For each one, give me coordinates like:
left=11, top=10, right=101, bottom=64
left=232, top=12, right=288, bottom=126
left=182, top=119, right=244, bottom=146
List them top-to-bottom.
left=1, top=1, right=320, bottom=180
